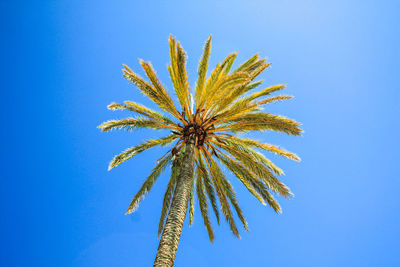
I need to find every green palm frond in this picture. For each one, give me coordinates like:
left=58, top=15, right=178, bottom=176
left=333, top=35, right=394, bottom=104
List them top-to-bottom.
left=125, top=153, right=173, bottom=215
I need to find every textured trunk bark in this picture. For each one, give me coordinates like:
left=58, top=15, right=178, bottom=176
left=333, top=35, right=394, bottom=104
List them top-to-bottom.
left=153, top=135, right=196, bottom=267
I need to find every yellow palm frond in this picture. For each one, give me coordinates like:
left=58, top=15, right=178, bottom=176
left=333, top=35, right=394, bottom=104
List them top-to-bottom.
left=168, top=36, right=191, bottom=119
left=195, top=36, right=212, bottom=102
left=199, top=53, right=237, bottom=109
left=233, top=54, right=259, bottom=73
left=138, top=60, right=182, bottom=119
left=122, top=65, right=182, bottom=120
left=108, top=101, right=176, bottom=125
left=213, top=113, right=302, bottom=136
left=98, top=117, right=173, bottom=132
left=107, top=134, right=178, bottom=170
left=222, top=135, right=301, bottom=162
left=211, top=140, right=292, bottom=198
left=201, top=148, right=240, bottom=237
left=196, top=151, right=220, bottom=224
left=125, top=153, right=173, bottom=215
left=218, top=153, right=266, bottom=205
left=196, top=166, right=215, bottom=242
left=219, top=172, right=249, bottom=231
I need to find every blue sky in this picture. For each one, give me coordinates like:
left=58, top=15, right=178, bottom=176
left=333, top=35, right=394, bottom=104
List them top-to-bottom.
left=2, top=1, right=400, bottom=266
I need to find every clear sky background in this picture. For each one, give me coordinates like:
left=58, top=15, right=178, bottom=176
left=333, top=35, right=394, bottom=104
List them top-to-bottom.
left=1, top=1, right=400, bottom=266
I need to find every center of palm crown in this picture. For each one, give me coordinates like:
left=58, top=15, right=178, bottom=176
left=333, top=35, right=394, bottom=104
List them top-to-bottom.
left=181, top=123, right=207, bottom=147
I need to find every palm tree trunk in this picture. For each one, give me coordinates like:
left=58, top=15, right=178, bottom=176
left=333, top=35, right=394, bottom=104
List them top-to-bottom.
left=153, top=134, right=196, bottom=267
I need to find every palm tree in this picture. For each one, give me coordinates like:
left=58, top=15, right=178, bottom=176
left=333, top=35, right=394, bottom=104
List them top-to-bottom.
left=98, top=35, right=302, bottom=267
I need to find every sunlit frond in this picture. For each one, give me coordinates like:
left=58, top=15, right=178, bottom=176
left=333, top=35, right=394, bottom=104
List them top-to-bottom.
left=168, top=36, right=191, bottom=118
left=195, top=36, right=212, bottom=102
left=233, top=54, right=259, bottom=73
left=138, top=60, right=182, bottom=119
left=122, top=65, right=180, bottom=119
left=243, top=80, right=263, bottom=94
left=108, top=101, right=175, bottom=125
left=215, top=113, right=302, bottom=136
left=98, top=117, right=171, bottom=132
left=107, top=134, right=177, bottom=170
left=221, top=135, right=300, bottom=161
left=219, top=137, right=284, bottom=175
left=211, top=140, right=293, bottom=198
left=202, top=148, right=240, bottom=237
left=197, top=152, right=220, bottom=224
left=125, top=153, right=173, bottom=215
left=218, top=153, right=266, bottom=205
left=196, top=166, right=215, bottom=242
left=219, top=173, right=249, bottom=231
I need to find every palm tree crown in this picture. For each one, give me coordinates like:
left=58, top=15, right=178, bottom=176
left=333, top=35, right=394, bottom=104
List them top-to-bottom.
left=98, top=35, right=302, bottom=243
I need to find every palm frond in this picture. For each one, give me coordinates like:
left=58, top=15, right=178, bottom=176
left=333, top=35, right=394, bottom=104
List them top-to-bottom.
left=168, top=36, right=191, bottom=117
left=195, top=36, right=212, bottom=102
left=222, top=52, right=238, bottom=74
left=199, top=53, right=237, bottom=109
left=233, top=54, right=259, bottom=73
left=138, top=60, right=182, bottom=119
left=122, top=65, right=179, bottom=118
left=204, top=72, right=250, bottom=113
left=243, top=80, right=264, bottom=94
left=246, top=84, right=287, bottom=102
left=108, top=101, right=176, bottom=125
left=215, top=113, right=302, bottom=136
left=98, top=117, right=171, bottom=132
left=108, top=134, right=177, bottom=170
left=221, top=135, right=300, bottom=161
left=220, top=138, right=284, bottom=175
left=211, top=140, right=292, bottom=198
left=202, top=148, right=240, bottom=237
left=196, top=151, right=220, bottom=224
left=218, top=151, right=281, bottom=213
left=125, top=153, right=173, bottom=215
left=218, top=153, right=265, bottom=205
left=196, top=166, right=215, bottom=242
left=219, top=172, right=249, bottom=231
